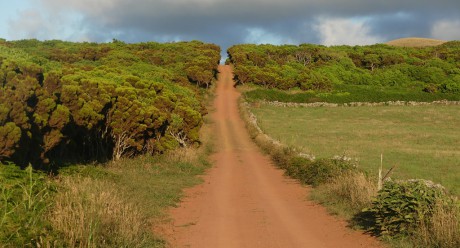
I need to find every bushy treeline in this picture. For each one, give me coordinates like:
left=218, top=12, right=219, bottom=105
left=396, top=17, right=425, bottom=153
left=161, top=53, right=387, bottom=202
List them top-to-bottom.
left=0, top=39, right=220, bottom=168
left=228, top=42, right=460, bottom=94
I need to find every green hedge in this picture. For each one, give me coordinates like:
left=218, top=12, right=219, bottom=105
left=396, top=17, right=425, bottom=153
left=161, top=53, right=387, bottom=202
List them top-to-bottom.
left=244, top=85, right=460, bottom=103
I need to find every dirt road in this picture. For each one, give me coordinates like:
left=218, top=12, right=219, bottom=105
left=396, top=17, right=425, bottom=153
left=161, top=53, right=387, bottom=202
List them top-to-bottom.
left=168, top=65, right=382, bottom=247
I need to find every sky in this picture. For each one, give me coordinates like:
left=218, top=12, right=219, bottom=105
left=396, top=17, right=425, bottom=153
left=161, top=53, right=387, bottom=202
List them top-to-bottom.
left=1, top=0, right=460, bottom=58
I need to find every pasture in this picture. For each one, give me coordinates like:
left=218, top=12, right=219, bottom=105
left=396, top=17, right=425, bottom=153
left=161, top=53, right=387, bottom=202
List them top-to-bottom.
left=251, top=103, right=460, bottom=194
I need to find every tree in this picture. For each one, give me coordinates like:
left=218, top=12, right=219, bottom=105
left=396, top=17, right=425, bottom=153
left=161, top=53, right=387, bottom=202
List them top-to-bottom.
left=364, top=54, right=381, bottom=71
left=186, top=65, right=213, bottom=88
left=299, top=71, right=332, bottom=91
left=0, top=122, right=21, bottom=159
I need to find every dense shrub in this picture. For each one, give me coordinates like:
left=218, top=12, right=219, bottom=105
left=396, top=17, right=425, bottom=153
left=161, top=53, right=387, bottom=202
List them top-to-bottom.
left=0, top=40, right=220, bottom=167
left=228, top=43, right=460, bottom=99
left=299, top=71, right=333, bottom=91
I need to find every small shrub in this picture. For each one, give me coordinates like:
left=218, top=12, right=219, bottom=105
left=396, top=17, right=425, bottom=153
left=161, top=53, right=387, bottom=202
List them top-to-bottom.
left=439, top=82, right=460, bottom=93
left=423, top=83, right=438, bottom=93
left=270, top=146, right=295, bottom=170
left=283, top=157, right=309, bottom=179
left=295, top=158, right=357, bottom=186
left=362, top=180, right=447, bottom=236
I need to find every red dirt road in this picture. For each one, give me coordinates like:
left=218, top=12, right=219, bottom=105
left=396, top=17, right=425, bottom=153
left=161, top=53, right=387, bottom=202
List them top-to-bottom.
left=168, top=65, right=382, bottom=248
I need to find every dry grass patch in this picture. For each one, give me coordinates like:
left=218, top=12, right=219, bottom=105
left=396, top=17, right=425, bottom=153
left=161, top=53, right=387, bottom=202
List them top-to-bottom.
left=386, top=37, right=447, bottom=47
left=164, top=147, right=200, bottom=165
left=311, top=171, right=377, bottom=218
left=50, top=176, right=151, bottom=248
left=417, top=199, right=460, bottom=248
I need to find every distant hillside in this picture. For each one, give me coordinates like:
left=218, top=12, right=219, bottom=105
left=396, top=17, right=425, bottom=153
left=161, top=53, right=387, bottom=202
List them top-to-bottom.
left=386, top=37, right=446, bottom=47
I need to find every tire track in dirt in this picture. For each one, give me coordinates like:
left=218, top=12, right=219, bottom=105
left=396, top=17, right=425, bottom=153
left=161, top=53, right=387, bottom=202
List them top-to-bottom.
left=167, top=65, right=382, bottom=248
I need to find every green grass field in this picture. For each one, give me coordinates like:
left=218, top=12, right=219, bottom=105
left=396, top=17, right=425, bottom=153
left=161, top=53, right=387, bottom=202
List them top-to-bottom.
left=251, top=103, right=460, bottom=195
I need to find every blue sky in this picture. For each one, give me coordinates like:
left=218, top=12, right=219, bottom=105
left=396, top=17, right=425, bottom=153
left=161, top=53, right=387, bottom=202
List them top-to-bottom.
left=1, top=0, right=459, bottom=53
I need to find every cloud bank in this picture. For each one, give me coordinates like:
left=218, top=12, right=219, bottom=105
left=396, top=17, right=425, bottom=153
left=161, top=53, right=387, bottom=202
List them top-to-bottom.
left=6, top=0, right=460, bottom=55
left=314, top=17, right=382, bottom=46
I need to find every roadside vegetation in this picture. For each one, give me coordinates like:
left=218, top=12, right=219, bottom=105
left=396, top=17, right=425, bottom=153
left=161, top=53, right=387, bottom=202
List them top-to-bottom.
left=0, top=39, right=218, bottom=247
left=232, top=41, right=460, bottom=248
left=1, top=146, right=211, bottom=247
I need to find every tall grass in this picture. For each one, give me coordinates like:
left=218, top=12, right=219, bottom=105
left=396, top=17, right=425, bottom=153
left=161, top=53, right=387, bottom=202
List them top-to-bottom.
left=0, top=164, right=54, bottom=247
left=311, top=171, right=377, bottom=218
left=50, top=176, right=151, bottom=248
left=416, top=199, right=460, bottom=248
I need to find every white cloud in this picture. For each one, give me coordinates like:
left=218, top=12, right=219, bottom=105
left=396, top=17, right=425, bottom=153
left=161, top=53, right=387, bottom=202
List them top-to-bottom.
left=7, top=7, right=92, bottom=41
left=8, top=10, right=53, bottom=40
left=313, top=17, right=383, bottom=46
left=431, top=19, right=460, bottom=40
left=244, top=28, right=295, bottom=45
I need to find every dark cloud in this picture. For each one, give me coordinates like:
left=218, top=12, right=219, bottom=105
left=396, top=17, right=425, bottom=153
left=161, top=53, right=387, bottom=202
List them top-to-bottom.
left=9, top=0, right=460, bottom=58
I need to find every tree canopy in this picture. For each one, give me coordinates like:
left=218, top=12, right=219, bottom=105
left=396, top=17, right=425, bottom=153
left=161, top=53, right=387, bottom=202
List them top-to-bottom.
left=0, top=39, right=220, bottom=168
left=228, top=42, right=460, bottom=94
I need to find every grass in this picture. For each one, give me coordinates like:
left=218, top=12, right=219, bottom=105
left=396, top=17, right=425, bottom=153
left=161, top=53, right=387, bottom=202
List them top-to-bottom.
left=244, top=84, right=460, bottom=104
left=250, top=103, right=460, bottom=195
left=108, top=148, right=210, bottom=220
